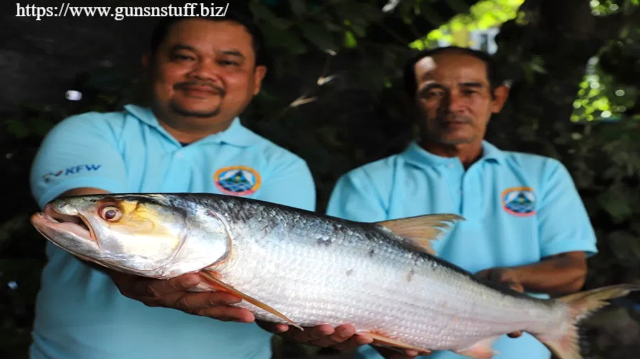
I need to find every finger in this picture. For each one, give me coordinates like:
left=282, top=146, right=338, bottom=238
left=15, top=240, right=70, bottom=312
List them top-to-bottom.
left=131, top=273, right=201, bottom=298
left=505, top=281, right=524, bottom=293
left=174, top=291, right=242, bottom=312
left=196, top=305, right=255, bottom=323
left=256, top=321, right=289, bottom=334
left=271, top=323, right=290, bottom=334
left=288, top=324, right=334, bottom=342
left=307, top=324, right=356, bottom=347
left=508, top=331, right=523, bottom=338
left=332, top=334, right=374, bottom=352
left=376, top=346, right=419, bottom=359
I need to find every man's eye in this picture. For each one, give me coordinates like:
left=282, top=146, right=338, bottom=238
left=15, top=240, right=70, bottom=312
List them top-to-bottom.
left=170, top=54, right=195, bottom=61
left=219, top=60, right=239, bottom=66
left=462, top=89, right=478, bottom=95
left=425, top=91, right=444, bottom=99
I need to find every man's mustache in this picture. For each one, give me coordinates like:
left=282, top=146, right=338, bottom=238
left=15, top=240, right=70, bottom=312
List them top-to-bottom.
left=174, top=81, right=226, bottom=97
left=437, top=114, right=473, bottom=125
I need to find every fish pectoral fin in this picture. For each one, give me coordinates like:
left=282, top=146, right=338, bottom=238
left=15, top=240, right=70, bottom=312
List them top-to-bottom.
left=376, top=214, right=464, bottom=255
left=199, top=270, right=303, bottom=331
left=360, top=332, right=431, bottom=355
left=453, top=337, right=500, bottom=359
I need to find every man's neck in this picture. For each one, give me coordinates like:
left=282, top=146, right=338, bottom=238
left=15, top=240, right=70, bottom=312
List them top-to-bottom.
left=153, top=109, right=235, bottom=144
left=419, top=139, right=483, bottom=169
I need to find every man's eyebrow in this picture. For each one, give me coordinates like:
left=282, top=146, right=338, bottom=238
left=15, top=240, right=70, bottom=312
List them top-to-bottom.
left=169, top=44, right=196, bottom=52
left=167, top=45, right=245, bottom=60
left=221, top=50, right=245, bottom=58
left=418, top=82, right=445, bottom=93
left=459, top=82, right=485, bottom=88
left=417, top=83, right=446, bottom=97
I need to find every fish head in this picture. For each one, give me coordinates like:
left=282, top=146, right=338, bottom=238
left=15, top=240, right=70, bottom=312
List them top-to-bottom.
left=30, top=194, right=229, bottom=278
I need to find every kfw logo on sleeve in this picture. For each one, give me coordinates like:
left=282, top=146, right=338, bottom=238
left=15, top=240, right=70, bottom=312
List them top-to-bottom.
left=42, top=164, right=102, bottom=183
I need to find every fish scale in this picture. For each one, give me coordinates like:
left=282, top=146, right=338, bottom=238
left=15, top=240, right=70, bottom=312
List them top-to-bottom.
left=32, top=193, right=640, bottom=359
left=203, top=197, right=563, bottom=350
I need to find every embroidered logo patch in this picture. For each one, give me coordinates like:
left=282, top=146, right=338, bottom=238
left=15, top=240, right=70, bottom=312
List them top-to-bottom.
left=214, top=166, right=261, bottom=196
left=501, top=187, right=536, bottom=217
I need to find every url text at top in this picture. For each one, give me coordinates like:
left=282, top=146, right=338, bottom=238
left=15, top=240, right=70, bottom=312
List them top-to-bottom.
left=15, top=3, right=230, bottom=21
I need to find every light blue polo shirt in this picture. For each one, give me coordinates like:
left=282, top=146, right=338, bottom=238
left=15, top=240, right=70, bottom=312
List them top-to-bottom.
left=29, top=104, right=316, bottom=359
left=326, top=140, right=597, bottom=359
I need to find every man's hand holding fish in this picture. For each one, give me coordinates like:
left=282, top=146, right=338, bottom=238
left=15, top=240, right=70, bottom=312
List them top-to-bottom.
left=109, top=270, right=256, bottom=323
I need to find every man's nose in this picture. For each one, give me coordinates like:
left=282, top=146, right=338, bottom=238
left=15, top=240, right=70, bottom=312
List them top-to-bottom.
left=189, top=58, right=222, bottom=82
left=442, top=91, right=464, bottom=113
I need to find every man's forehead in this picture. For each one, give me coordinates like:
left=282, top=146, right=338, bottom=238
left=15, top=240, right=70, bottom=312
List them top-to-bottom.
left=163, top=19, right=252, bottom=50
left=414, top=53, right=488, bottom=89
left=414, top=56, right=437, bottom=87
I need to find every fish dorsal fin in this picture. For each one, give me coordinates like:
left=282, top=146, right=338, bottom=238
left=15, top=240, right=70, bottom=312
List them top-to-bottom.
left=376, top=214, right=464, bottom=255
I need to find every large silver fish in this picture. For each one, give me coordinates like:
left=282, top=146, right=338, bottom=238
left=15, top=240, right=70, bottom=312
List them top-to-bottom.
left=30, top=193, right=638, bottom=359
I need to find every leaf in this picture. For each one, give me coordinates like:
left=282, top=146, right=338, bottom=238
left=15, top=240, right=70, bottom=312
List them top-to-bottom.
left=249, top=0, right=292, bottom=30
left=289, top=0, right=306, bottom=18
left=445, top=0, right=472, bottom=15
left=335, top=2, right=381, bottom=26
left=357, top=3, right=384, bottom=22
left=259, top=22, right=307, bottom=55
left=325, top=22, right=343, bottom=32
left=300, top=23, right=339, bottom=52
left=352, top=24, right=366, bottom=37
left=344, top=31, right=357, bottom=48
left=5, top=120, right=29, bottom=139
left=597, top=184, right=634, bottom=223
left=0, top=216, right=29, bottom=254
left=608, top=230, right=640, bottom=264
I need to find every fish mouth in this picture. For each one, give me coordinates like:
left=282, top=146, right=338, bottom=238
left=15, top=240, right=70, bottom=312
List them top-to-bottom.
left=31, top=203, right=97, bottom=243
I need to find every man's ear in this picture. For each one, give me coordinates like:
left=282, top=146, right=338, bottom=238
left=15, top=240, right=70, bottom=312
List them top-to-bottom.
left=141, top=53, right=154, bottom=83
left=142, top=53, right=151, bottom=69
left=253, top=65, right=268, bottom=96
left=491, top=84, right=510, bottom=113
left=400, top=92, right=419, bottom=118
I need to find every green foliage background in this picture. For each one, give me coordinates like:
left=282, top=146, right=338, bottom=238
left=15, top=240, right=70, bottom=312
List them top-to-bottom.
left=1, top=0, right=639, bottom=358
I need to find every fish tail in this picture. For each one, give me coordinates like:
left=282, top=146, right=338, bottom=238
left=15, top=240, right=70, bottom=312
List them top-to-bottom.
left=536, top=283, right=640, bottom=359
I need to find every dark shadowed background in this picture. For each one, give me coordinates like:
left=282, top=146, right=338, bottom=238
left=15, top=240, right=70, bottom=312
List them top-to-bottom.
left=1, top=0, right=639, bottom=358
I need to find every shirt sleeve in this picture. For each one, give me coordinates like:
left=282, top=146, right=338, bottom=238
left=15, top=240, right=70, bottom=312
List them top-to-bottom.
left=30, top=113, right=128, bottom=209
left=255, top=155, right=316, bottom=212
left=537, top=159, right=598, bottom=258
left=325, top=169, right=388, bottom=222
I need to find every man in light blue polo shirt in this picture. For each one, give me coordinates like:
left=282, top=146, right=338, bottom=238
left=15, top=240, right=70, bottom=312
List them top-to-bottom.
left=29, top=14, right=319, bottom=359
left=326, top=47, right=598, bottom=359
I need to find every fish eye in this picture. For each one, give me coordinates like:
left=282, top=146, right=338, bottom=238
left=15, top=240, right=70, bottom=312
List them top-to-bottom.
left=99, top=205, right=122, bottom=222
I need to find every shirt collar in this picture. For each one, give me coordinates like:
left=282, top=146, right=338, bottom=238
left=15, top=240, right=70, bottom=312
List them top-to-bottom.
left=124, top=104, right=256, bottom=147
left=401, top=140, right=504, bottom=168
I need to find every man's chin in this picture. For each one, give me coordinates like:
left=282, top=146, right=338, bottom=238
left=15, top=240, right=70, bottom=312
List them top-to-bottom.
left=169, top=102, right=221, bottom=118
left=439, top=135, right=477, bottom=146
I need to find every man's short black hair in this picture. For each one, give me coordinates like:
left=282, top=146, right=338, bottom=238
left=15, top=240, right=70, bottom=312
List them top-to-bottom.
left=149, top=12, right=268, bottom=68
left=402, top=46, right=502, bottom=99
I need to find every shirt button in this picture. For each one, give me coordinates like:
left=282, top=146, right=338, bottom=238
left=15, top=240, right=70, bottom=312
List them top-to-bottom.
left=175, top=153, right=183, bottom=159
left=447, top=163, right=454, bottom=168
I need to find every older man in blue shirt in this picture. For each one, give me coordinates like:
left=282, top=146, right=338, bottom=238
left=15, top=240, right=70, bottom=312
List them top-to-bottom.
left=29, top=14, right=323, bottom=359
left=326, top=47, right=597, bottom=359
